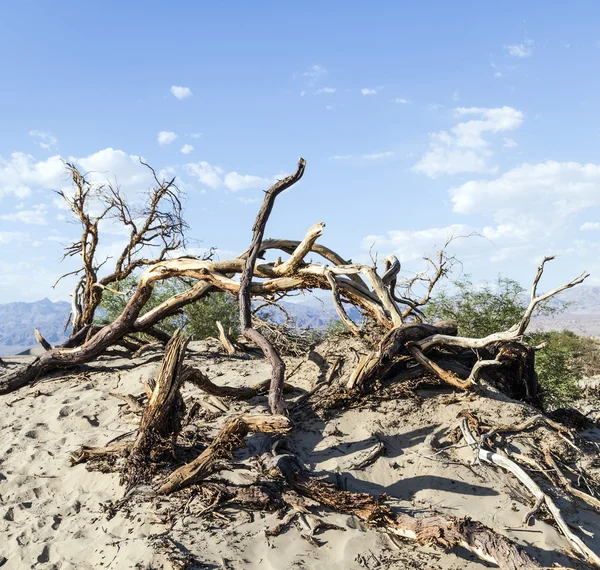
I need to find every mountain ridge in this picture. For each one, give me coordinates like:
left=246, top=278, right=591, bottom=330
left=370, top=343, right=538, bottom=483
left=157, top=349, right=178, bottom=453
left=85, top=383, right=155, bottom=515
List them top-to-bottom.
left=1, top=286, right=599, bottom=356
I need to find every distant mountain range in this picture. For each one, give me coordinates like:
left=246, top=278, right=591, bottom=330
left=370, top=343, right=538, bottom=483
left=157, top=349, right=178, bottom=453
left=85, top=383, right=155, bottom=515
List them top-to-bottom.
left=1, top=286, right=599, bottom=356
left=0, top=298, right=71, bottom=356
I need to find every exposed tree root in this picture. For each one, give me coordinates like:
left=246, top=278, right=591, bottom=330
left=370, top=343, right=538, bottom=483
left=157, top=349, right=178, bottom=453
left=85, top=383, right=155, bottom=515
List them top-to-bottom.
left=122, top=332, right=189, bottom=490
left=158, top=414, right=291, bottom=495
left=461, top=419, right=600, bottom=568
left=263, top=452, right=545, bottom=570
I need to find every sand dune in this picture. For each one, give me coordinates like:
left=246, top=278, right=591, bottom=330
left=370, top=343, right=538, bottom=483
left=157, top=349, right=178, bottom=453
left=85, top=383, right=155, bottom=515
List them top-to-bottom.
left=0, top=341, right=598, bottom=569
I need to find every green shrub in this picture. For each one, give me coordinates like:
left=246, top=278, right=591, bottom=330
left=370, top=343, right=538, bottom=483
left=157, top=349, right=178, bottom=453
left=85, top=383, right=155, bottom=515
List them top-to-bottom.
left=426, top=275, right=591, bottom=410
left=97, top=276, right=239, bottom=340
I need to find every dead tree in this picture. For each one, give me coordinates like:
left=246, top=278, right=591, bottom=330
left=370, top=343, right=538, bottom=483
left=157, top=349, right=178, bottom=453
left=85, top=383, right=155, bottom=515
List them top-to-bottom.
left=5, top=157, right=594, bottom=570
left=0, top=160, right=588, bottom=408
left=55, top=161, right=189, bottom=335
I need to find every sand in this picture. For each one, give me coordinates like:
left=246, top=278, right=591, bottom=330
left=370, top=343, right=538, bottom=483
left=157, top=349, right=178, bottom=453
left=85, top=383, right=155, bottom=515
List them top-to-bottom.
left=0, top=339, right=599, bottom=569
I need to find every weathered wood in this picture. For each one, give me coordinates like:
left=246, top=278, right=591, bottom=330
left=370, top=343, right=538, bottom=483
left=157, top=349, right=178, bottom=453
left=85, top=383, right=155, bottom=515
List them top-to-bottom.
left=238, top=158, right=306, bottom=415
left=216, top=321, right=236, bottom=355
left=347, top=321, right=459, bottom=391
left=34, top=328, right=52, bottom=351
left=122, top=332, right=189, bottom=489
left=158, top=414, right=291, bottom=494
left=461, top=419, right=600, bottom=567
left=266, top=453, right=543, bottom=570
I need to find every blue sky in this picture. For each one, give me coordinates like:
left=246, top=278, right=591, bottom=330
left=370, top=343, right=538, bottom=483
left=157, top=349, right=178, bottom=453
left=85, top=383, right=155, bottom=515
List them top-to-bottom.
left=1, top=1, right=600, bottom=303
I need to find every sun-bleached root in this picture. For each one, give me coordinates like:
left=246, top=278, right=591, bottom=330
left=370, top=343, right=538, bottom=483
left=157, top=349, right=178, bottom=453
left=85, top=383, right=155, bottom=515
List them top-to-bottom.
left=158, top=414, right=291, bottom=495
left=461, top=419, right=600, bottom=568
left=262, top=452, right=545, bottom=570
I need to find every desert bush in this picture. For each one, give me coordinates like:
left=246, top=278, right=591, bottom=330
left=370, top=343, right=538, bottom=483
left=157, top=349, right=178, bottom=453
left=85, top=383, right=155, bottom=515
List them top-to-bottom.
left=426, top=275, right=591, bottom=410
left=97, top=276, right=239, bottom=340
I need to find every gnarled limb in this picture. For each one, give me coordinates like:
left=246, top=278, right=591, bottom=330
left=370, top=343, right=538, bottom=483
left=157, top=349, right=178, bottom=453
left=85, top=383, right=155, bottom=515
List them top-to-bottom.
left=238, top=158, right=306, bottom=415
left=415, top=258, right=589, bottom=353
left=122, top=332, right=189, bottom=489
left=158, top=414, right=291, bottom=494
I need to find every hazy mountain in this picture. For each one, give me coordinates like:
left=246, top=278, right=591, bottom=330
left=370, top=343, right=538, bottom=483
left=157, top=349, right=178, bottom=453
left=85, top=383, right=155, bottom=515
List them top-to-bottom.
left=1, top=286, right=599, bottom=356
left=0, top=298, right=71, bottom=356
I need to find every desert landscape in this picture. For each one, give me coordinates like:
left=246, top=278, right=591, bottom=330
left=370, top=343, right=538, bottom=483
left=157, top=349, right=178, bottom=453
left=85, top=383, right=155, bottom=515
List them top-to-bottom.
left=2, top=4, right=600, bottom=569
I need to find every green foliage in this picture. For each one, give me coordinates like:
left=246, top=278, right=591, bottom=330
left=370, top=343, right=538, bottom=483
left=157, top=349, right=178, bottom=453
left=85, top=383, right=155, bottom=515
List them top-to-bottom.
left=426, top=275, right=589, bottom=410
left=426, top=275, right=555, bottom=338
left=97, top=276, right=239, bottom=340
left=324, top=318, right=349, bottom=337
left=528, top=331, right=582, bottom=410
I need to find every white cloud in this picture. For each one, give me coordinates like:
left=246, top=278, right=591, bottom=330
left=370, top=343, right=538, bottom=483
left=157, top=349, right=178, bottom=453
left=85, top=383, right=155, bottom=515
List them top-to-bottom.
left=506, top=38, right=534, bottom=58
left=303, top=64, right=328, bottom=84
left=494, top=72, right=503, bottom=78
left=170, top=85, right=192, bottom=99
left=361, top=86, right=383, bottom=96
left=315, top=87, right=336, bottom=94
left=394, top=98, right=410, bottom=104
left=413, top=106, right=523, bottom=177
left=29, top=130, right=57, bottom=150
left=158, top=131, right=178, bottom=145
left=190, top=133, right=202, bottom=139
left=503, top=137, right=517, bottom=148
left=180, top=144, right=194, bottom=154
left=73, top=148, right=154, bottom=192
left=362, top=151, right=394, bottom=160
left=0, top=152, right=66, bottom=199
left=331, top=155, right=352, bottom=160
left=185, top=160, right=280, bottom=192
left=185, top=161, right=224, bottom=189
left=451, top=161, right=600, bottom=219
left=224, top=172, right=272, bottom=192
left=237, top=196, right=262, bottom=205
left=0, top=204, right=48, bottom=225
left=581, top=222, right=600, bottom=231
left=363, top=224, right=483, bottom=263
left=0, top=231, right=28, bottom=244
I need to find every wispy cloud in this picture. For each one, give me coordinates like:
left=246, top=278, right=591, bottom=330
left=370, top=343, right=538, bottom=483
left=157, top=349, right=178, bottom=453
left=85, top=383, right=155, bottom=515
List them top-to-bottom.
left=506, top=38, right=534, bottom=58
left=303, top=64, right=328, bottom=83
left=170, top=85, right=193, bottom=99
left=361, top=86, right=383, bottom=96
left=315, top=87, right=336, bottom=95
left=394, top=98, right=410, bottom=104
left=414, top=106, right=523, bottom=177
left=29, top=131, right=57, bottom=150
left=158, top=131, right=178, bottom=145
left=180, top=144, right=194, bottom=154
left=362, top=151, right=394, bottom=160
left=0, top=204, right=48, bottom=225
left=581, top=222, right=600, bottom=231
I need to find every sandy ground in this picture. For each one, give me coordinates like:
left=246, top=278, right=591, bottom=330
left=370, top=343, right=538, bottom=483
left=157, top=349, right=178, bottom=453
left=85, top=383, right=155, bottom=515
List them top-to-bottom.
left=0, top=339, right=599, bottom=569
